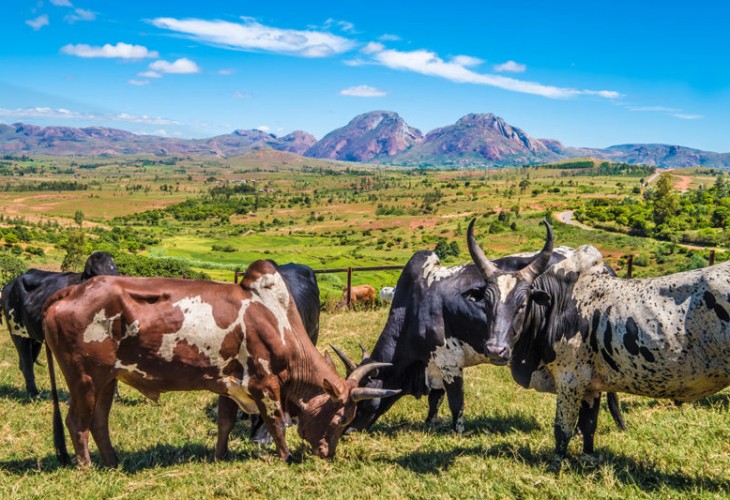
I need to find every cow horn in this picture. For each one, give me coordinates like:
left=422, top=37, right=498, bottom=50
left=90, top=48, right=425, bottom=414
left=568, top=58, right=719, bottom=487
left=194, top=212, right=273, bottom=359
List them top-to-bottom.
left=467, top=219, right=499, bottom=279
left=518, top=220, right=554, bottom=282
left=358, top=343, right=370, bottom=362
left=329, top=344, right=357, bottom=375
left=324, top=350, right=336, bottom=369
left=347, top=362, right=392, bottom=384
left=350, top=387, right=401, bottom=403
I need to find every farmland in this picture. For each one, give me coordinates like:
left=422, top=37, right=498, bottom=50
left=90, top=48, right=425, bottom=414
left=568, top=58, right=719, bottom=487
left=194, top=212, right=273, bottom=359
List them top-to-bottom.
left=0, top=152, right=729, bottom=496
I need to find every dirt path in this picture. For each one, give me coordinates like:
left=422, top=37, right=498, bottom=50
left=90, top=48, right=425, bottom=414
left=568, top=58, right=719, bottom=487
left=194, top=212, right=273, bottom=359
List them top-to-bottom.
left=674, top=175, right=692, bottom=192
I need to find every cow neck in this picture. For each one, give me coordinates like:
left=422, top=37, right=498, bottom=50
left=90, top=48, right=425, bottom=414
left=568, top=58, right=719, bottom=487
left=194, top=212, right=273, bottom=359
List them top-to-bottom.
left=282, top=331, right=347, bottom=412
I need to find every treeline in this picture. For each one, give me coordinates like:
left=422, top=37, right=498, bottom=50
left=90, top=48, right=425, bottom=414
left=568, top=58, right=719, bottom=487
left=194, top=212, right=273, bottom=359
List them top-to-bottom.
left=536, top=161, right=655, bottom=177
left=575, top=173, right=730, bottom=246
left=2, top=180, right=89, bottom=192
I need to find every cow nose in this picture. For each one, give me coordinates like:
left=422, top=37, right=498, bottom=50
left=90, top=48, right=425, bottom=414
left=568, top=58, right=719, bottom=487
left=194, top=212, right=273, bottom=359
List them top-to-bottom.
left=485, top=344, right=510, bottom=365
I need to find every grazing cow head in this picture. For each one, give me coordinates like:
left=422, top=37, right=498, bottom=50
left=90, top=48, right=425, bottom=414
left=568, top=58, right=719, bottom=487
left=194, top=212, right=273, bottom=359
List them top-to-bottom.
left=466, top=219, right=554, bottom=365
left=81, top=251, right=119, bottom=279
left=295, top=360, right=398, bottom=458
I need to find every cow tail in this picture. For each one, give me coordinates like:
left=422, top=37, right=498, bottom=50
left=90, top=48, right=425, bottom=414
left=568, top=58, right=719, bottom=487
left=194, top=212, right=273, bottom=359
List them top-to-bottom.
left=45, top=342, right=71, bottom=465
left=606, top=391, right=626, bottom=431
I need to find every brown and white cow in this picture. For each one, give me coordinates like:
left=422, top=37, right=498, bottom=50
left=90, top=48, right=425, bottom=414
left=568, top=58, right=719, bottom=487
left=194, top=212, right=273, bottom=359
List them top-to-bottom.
left=43, top=260, right=397, bottom=467
left=336, top=284, right=376, bottom=310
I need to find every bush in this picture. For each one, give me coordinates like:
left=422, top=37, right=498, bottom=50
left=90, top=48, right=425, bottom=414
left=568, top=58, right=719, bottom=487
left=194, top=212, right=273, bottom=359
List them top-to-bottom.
left=0, top=252, right=27, bottom=282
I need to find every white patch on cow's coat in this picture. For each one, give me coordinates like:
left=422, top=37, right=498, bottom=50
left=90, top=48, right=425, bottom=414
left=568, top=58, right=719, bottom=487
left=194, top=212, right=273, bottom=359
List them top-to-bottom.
left=548, top=245, right=604, bottom=276
left=422, top=253, right=465, bottom=287
left=246, top=273, right=292, bottom=344
left=497, top=275, right=518, bottom=303
left=158, top=295, right=251, bottom=369
left=6, top=310, right=30, bottom=339
left=83, top=310, right=121, bottom=343
left=125, top=320, right=140, bottom=338
left=426, top=337, right=488, bottom=389
left=258, top=358, right=272, bottom=375
left=114, top=360, right=149, bottom=378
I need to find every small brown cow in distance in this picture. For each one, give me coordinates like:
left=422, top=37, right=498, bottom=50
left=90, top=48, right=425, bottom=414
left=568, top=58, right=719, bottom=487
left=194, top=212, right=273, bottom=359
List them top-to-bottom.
left=43, top=260, right=397, bottom=467
left=336, top=284, right=376, bottom=310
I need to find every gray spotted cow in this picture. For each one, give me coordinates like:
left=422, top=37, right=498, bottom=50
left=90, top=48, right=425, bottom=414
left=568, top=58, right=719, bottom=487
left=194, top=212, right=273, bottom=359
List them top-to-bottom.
left=468, top=220, right=730, bottom=457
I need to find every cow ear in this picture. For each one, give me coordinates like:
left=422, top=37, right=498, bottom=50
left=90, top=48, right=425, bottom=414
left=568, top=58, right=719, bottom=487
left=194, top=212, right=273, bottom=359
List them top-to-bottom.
left=461, top=286, right=484, bottom=303
left=530, top=288, right=551, bottom=306
left=324, top=350, right=336, bottom=369
left=323, top=377, right=344, bottom=402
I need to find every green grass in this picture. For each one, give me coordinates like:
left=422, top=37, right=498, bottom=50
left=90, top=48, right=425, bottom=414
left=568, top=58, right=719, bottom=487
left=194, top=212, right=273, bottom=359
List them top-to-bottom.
left=1, top=310, right=728, bottom=497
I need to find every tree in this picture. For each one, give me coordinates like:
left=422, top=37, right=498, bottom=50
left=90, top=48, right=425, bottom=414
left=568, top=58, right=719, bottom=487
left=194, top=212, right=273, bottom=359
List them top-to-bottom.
left=651, top=174, right=679, bottom=227
left=74, top=210, right=85, bottom=228
left=61, top=231, right=87, bottom=272
left=0, top=252, right=27, bottom=282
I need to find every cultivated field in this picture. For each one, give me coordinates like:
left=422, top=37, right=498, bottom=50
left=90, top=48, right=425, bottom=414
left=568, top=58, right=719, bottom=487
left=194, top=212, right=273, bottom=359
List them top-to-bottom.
left=1, top=153, right=729, bottom=496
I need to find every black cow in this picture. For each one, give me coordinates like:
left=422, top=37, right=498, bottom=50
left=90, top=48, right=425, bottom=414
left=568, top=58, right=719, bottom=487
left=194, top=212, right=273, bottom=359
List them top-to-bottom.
left=469, top=221, right=730, bottom=457
left=337, top=246, right=624, bottom=434
left=0, top=251, right=118, bottom=396
left=240, top=261, right=321, bottom=444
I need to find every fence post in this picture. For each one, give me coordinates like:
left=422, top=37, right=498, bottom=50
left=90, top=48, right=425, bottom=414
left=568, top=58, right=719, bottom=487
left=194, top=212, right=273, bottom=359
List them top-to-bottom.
left=709, top=250, right=716, bottom=267
left=626, top=255, right=633, bottom=279
left=346, top=267, right=353, bottom=307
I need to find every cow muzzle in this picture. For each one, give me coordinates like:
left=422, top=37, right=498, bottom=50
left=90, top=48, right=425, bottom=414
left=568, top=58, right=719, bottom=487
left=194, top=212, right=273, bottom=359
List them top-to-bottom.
left=484, top=343, right=510, bottom=365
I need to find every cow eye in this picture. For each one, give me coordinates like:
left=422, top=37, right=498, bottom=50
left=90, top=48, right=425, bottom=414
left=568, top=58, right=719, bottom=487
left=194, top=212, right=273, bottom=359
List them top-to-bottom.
left=463, top=287, right=484, bottom=302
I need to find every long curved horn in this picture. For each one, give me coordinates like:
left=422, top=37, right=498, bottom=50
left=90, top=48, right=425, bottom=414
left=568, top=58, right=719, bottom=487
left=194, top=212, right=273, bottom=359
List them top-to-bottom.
left=467, top=219, right=499, bottom=280
left=518, top=220, right=554, bottom=282
left=358, top=343, right=370, bottom=362
left=330, top=344, right=357, bottom=375
left=347, top=362, right=392, bottom=384
left=350, top=387, right=401, bottom=403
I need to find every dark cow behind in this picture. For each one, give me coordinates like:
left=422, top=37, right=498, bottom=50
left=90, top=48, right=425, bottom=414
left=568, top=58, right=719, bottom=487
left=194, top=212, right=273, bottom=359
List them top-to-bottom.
left=468, top=221, right=730, bottom=457
left=338, top=246, right=624, bottom=434
left=0, top=251, right=118, bottom=396
left=43, top=260, right=396, bottom=466
left=245, top=261, right=321, bottom=444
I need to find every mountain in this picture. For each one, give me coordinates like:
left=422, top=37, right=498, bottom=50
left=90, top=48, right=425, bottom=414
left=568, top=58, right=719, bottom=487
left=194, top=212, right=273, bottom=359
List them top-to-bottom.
left=304, top=110, right=423, bottom=162
left=2, top=113, right=730, bottom=168
left=390, top=113, right=562, bottom=166
left=0, top=123, right=315, bottom=157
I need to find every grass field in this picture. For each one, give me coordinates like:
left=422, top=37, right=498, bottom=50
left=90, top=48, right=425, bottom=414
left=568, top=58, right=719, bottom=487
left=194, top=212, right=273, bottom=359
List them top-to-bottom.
left=0, top=309, right=728, bottom=497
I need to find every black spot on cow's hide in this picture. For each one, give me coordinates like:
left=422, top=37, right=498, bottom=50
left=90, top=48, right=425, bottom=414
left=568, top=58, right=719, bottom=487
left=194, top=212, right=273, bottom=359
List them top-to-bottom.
left=704, top=291, right=729, bottom=322
left=589, top=310, right=600, bottom=352
left=579, top=315, right=589, bottom=342
left=623, top=317, right=640, bottom=356
left=603, top=321, right=613, bottom=356
left=639, top=346, right=655, bottom=363
left=601, top=349, right=619, bottom=371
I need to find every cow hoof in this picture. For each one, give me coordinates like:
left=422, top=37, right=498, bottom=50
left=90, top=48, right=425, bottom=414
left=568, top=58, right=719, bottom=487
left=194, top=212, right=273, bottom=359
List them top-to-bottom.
left=578, top=453, right=601, bottom=466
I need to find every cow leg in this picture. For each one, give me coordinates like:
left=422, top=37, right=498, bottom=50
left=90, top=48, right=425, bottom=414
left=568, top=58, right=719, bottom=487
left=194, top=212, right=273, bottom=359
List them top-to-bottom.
left=10, top=334, right=39, bottom=397
left=553, top=373, right=588, bottom=457
left=445, top=376, right=465, bottom=433
left=65, top=379, right=96, bottom=466
left=90, top=380, right=119, bottom=467
left=255, top=389, right=290, bottom=462
left=425, top=389, right=445, bottom=424
left=576, top=391, right=601, bottom=455
left=214, top=395, right=239, bottom=461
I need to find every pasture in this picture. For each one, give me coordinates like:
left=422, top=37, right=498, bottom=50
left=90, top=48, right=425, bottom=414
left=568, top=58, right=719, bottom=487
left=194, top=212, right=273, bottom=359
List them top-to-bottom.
left=1, top=153, right=730, bottom=495
left=0, top=309, right=729, bottom=497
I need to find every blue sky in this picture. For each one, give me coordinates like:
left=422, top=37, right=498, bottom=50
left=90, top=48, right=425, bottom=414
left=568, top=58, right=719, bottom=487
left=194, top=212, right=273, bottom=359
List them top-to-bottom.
left=2, top=0, right=729, bottom=151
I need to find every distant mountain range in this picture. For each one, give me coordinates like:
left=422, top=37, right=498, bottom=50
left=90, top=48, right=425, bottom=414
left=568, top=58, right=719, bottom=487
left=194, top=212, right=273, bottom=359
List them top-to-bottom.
left=2, top=111, right=729, bottom=168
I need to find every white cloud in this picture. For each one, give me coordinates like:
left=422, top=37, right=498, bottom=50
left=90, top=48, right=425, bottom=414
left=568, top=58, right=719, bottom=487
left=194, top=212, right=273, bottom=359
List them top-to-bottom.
left=50, top=0, right=73, bottom=6
left=64, top=8, right=96, bottom=23
left=26, top=14, right=49, bottom=30
left=150, top=17, right=355, bottom=58
left=323, top=18, right=356, bottom=33
left=378, top=34, right=401, bottom=42
left=61, top=42, right=159, bottom=59
left=361, top=42, right=384, bottom=55
left=366, top=46, right=621, bottom=99
left=452, top=55, right=484, bottom=67
left=148, top=58, right=200, bottom=75
left=494, top=60, right=526, bottom=73
left=218, top=68, right=236, bottom=75
left=138, top=70, right=162, bottom=78
left=128, top=79, right=150, bottom=86
left=339, top=85, right=387, bottom=97
left=233, top=91, right=251, bottom=99
left=626, top=105, right=679, bottom=113
left=0, top=107, right=179, bottom=125
left=672, top=113, right=702, bottom=120
left=256, top=125, right=270, bottom=132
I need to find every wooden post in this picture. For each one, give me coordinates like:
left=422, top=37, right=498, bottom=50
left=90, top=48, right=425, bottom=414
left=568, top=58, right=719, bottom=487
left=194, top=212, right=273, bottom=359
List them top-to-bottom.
left=709, top=250, right=716, bottom=267
left=626, top=255, right=633, bottom=279
left=346, top=267, right=353, bottom=307
left=234, top=270, right=242, bottom=284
